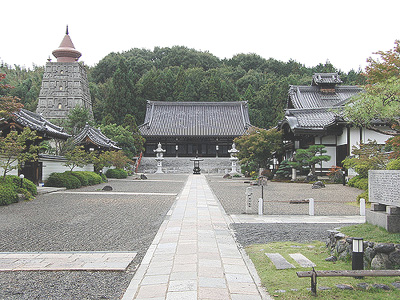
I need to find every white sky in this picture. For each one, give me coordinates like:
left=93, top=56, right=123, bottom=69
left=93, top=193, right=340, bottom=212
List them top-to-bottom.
left=1, top=0, right=399, bottom=72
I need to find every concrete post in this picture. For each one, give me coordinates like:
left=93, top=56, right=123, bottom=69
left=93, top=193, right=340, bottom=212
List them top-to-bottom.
left=245, top=187, right=253, bottom=214
left=258, top=198, right=263, bottom=215
left=309, top=198, right=314, bottom=216
left=360, top=198, right=366, bottom=216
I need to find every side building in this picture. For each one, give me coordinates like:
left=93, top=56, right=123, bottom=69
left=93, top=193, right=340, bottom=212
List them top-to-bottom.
left=36, top=26, right=93, bottom=119
left=278, top=73, right=392, bottom=174
left=139, top=101, right=252, bottom=157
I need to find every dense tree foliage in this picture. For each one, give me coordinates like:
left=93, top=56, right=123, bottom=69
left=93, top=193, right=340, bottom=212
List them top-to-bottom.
left=343, top=40, right=400, bottom=135
left=2, top=46, right=365, bottom=130
left=290, top=145, right=331, bottom=176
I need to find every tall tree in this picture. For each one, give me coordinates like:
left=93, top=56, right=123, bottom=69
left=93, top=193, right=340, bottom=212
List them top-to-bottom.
left=343, top=40, right=400, bottom=136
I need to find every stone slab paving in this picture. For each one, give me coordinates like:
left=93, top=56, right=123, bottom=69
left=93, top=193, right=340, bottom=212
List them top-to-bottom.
left=122, top=174, right=271, bottom=300
left=0, top=251, right=137, bottom=271
left=265, top=253, right=295, bottom=270
left=288, top=253, right=316, bottom=268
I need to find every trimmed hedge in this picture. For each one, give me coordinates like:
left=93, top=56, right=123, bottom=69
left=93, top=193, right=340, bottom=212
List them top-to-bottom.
left=387, top=159, right=400, bottom=170
left=105, top=168, right=128, bottom=179
left=45, top=171, right=103, bottom=189
left=67, top=171, right=89, bottom=186
left=81, top=171, right=103, bottom=185
left=5, top=175, right=37, bottom=196
left=347, top=175, right=368, bottom=190
left=0, top=181, right=19, bottom=205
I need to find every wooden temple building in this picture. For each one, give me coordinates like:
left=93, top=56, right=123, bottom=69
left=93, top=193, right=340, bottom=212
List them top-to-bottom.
left=278, top=73, right=392, bottom=171
left=139, top=101, right=252, bottom=157
left=0, top=109, right=70, bottom=184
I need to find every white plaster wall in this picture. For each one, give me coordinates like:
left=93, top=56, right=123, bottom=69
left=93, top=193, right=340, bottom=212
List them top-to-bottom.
left=337, top=127, right=347, bottom=146
left=362, top=127, right=392, bottom=144
left=321, top=146, right=337, bottom=168
left=0, top=158, right=18, bottom=177
left=40, top=158, right=93, bottom=182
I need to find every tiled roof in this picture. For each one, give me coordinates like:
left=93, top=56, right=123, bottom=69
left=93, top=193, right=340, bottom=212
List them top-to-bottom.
left=312, top=73, right=342, bottom=85
left=288, top=86, right=363, bottom=109
left=139, top=101, right=252, bottom=137
left=284, top=108, right=339, bottom=130
left=12, top=109, right=70, bottom=139
left=73, top=124, right=121, bottom=150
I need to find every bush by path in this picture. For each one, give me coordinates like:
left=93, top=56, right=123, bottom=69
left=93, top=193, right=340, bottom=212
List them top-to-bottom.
left=45, top=171, right=105, bottom=189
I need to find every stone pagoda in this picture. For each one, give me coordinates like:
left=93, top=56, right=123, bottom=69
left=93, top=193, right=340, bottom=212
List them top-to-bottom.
left=36, top=26, right=93, bottom=119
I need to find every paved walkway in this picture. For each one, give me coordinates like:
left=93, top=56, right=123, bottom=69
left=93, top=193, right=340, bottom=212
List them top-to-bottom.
left=122, top=174, right=270, bottom=300
left=0, top=251, right=136, bottom=271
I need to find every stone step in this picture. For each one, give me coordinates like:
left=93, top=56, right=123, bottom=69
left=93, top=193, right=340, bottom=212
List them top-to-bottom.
left=138, top=157, right=239, bottom=174
left=265, top=253, right=316, bottom=269
left=265, top=253, right=295, bottom=270
left=289, top=253, right=316, bottom=267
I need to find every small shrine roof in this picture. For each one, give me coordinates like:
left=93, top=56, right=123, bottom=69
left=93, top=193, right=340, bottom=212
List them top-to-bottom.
left=6, top=109, right=71, bottom=139
left=73, top=124, right=121, bottom=150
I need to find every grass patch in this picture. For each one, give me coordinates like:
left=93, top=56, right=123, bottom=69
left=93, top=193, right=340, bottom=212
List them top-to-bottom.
left=340, top=223, right=400, bottom=244
left=246, top=241, right=400, bottom=299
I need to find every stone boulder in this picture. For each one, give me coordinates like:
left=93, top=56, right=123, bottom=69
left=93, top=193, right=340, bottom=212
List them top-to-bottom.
left=312, top=181, right=325, bottom=189
left=102, top=185, right=113, bottom=191
left=375, top=243, right=395, bottom=254
left=389, top=250, right=400, bottom=267
left=371, top=252, right=391, bottom=270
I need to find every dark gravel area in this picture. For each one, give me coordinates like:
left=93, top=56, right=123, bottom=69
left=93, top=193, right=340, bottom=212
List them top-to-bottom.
left=0, top=174, right=187, bottom=300
left=206, top=175, right=362, bottom=215
left=231, top=223, right=355, bottom=247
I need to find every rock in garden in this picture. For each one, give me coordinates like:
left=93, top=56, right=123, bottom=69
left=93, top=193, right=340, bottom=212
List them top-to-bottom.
left=223, top=173, right=232, bottom=179
left=140, top=174, right=148, bottom=180
left=312, top=181, right=325, bottom=189
left=102, top=186, right=113, bottom=191
left=375, top=243, right=395, bottom=253
left=364, top=247, right=376, bottom=263
left=389, top=250, right=400, bottom=266
left=371, top=252, right=391, bottom=270
left=325, top=255, right=337, bottom=262
left=391, top=282, right=400, bottom=290
left=356, top=283, right=369, bottom=290
left=336, top=284, right=353, bottom=290
left=372, top=284, right=391, bottom=290
left=318, top=286, right=331, bottom=290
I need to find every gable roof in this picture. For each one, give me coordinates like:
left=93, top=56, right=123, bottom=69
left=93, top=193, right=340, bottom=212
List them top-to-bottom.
left=280, top=73, right=363, bottom=135
left=139, top=101, right=252, bottom=137
left=5, top=109, right=71, bottom=139
left=73, top=124, right=121, bottom=150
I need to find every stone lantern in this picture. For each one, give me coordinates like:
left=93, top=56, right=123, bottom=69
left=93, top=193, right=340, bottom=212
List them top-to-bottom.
left=154, top=142, right=166, bottom=173
left=228, top=143, right=240, bottom=176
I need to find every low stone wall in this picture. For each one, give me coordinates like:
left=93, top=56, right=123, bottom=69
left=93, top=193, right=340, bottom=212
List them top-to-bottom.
left=326, top=230, right=400, bottom=269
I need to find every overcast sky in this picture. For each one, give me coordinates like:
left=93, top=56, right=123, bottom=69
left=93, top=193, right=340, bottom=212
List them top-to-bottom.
left=2, top=0, right=399, bottom=72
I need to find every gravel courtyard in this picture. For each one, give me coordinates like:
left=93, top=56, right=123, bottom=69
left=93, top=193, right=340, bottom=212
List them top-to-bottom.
left=0, top=173, right=364, bottom=299
left=0, top=175, right=187, bottom=300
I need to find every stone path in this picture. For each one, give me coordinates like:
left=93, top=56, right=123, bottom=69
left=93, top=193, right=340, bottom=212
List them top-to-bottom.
left=122, top=174, right=270, bottom=300
left=0, top=251, right=136, bottom=271
left=265, top=253, right=316, bottom=269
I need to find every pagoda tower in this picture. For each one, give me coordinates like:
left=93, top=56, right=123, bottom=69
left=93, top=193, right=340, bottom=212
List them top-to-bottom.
left=36, top=26, right=93, bottom=119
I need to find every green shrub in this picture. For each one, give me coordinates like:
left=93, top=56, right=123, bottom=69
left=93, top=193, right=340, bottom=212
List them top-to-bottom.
left=387, top=158, right=400, bottom=170
left=105, top=168, right=128, bottom=179
left=68, top=171, right=89, bottom=186
left=81, top=171, right=102, bottom=185
left=45, top=172, right=81, bottom=189
left=45, top=173, right=67, bottom=187
left=62, top=173, right=82, bottom=189
left=100, top=173, right=108, bottom=182
left=4, top=175, right=37, bottom=196
left=348, top=175, right=368, bottom=190
left=0, top=181, right=19, bottom=205
left=17, top=188, right=33, bottom=201
left=357, top=190, right=369, bottom=203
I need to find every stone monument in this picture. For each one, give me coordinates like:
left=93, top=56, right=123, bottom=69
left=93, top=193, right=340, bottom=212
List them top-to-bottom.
left=36, top=26, right=93, bottom=119
left=154, top=142, right=166, bottom=174
left=228, top=143, right=240, bottom=176
left=367, top=170, right=400, bottom=232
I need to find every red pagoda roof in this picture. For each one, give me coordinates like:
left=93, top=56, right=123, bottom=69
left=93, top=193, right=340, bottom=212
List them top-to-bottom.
left=52, top=26, right=82, bottom=62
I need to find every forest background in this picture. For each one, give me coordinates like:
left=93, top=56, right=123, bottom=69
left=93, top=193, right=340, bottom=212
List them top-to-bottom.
left=0, top=46, right=366, bottom=130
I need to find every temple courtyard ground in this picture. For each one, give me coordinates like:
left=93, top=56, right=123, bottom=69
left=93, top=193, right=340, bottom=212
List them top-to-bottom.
left=0, top=174, right=364, bottom=299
